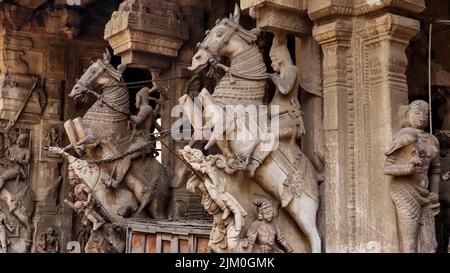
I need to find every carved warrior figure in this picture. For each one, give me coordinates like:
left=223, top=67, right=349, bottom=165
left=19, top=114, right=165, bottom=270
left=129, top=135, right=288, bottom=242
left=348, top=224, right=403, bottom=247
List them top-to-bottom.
left=184, top=5, right=321, bottom=252
left=246, top=33, right=305, bottom=178
left=60, top=49, right=170, bottom=219
left=106, top=86, right=161, bottom=188
left=384, top=100, right=441, bottom=253
left=0, top=134, right=30, bottom=190
left=181, top=146, right=247, bottom=253
left=243, top=196, right=293, bottom=253
left=0, top=211, right=13, bottom=253
left=36, top=227, right=59, bottom=253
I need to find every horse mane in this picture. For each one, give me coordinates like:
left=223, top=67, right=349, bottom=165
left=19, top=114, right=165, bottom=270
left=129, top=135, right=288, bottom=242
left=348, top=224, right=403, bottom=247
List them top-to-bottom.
left=219, top=18, right=261, bottom=44
left=97, top=59, right=124, bottom=82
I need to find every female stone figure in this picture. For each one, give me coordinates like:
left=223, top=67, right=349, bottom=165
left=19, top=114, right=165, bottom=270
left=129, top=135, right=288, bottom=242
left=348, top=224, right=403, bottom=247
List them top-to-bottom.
left=384, top=100, right=441, bottom=253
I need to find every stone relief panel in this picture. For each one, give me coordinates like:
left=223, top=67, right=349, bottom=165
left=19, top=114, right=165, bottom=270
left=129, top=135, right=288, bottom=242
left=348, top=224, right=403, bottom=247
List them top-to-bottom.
left=179, top=6, right=321, bottom=252
left=39, top=120, right=64, bottom=161
left=0, top=127, right=35, bottom=253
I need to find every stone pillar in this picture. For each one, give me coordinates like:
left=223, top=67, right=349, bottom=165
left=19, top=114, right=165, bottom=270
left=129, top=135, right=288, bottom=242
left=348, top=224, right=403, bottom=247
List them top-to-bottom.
left=311, top=1, right=424, bottom=252
left=312, top=18, right=353, bottom=252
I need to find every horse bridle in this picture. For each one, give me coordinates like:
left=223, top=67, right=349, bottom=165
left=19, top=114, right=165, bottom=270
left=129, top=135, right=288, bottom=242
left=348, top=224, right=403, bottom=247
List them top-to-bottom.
left=198, top=19, right=249, bottom=62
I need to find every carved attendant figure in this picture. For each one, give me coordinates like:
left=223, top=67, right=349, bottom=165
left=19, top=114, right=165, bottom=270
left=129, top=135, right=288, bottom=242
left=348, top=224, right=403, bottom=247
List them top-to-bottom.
left=246, top=34, right=304, bottom=178
left=384, top=100, right=441, bottom=253
left=44, top=126, right=63, bottom=147
left=0, top=134, right=30, bottom=190
left=181, top=146, right=247, bottom=252
left=244, top=196, right=293, bottom=253
left=64, top=198, right=106, bottom=231
left=0, top=211, right=12, bottom=253
left=37, top=227, right=59, bottom=253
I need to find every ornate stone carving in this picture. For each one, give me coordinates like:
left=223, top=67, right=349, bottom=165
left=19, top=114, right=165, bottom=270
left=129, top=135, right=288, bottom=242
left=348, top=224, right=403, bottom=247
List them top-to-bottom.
left=104, top=0, right=189, bottom=68
left=241, top=0, right=310, bottom=36
left=308, top=0, right=354, bottom=22
left=354, top=0, right=425, bottom=16
left=183, top=6, right=321, bottom=252
left=42, top=8, right=81, bottom=39
left=46, top=45, right=67, bottom=79
left=60, top=51, right=171, bottom=219
left=384, top=100, right=441, bottom=253
left=39, top=121, right=64, bottom=161
left=0, top=129, right=35, bottom=253
left=180, top=146, right=247, bottom=253
left=242, top=196, right=293, bottom=253
left=0, top=210, right=13, bottom=253
left=36, top=227, right=59, bottom=253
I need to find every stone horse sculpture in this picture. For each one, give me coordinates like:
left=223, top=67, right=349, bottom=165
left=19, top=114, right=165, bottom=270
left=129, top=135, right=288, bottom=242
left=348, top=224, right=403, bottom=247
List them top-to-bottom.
left=182, top=5, right=321, bottom=252
left=62, top=51, right=170, bottom=219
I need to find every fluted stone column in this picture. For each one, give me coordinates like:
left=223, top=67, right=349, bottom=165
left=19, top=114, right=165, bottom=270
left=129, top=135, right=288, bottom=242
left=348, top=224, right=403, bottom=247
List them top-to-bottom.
left=311, top=0, right=424, bottom=252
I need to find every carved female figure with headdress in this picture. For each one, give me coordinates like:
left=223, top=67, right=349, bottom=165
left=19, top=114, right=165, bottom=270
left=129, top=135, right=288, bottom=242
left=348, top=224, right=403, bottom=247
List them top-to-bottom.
left=384, top=100, right=441, bottom=253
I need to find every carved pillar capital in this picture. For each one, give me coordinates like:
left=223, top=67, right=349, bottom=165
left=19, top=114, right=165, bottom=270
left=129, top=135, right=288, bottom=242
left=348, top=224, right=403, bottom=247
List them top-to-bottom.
left=308, top=0, right=354, bottom=22
left=354, top=0, right=425, bottom=16
left=313, top=19, right=352, bottom=98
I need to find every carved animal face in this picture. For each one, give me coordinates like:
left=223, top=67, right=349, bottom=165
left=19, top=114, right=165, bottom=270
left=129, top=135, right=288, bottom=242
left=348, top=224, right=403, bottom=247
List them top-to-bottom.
left=188, top=5, right=241, bottom=72
left=70, top=50, right=125, bottom=102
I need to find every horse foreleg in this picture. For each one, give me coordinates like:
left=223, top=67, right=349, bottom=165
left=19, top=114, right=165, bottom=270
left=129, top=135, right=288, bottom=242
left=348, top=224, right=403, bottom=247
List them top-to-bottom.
left=287, top=197, right=321, bottom=253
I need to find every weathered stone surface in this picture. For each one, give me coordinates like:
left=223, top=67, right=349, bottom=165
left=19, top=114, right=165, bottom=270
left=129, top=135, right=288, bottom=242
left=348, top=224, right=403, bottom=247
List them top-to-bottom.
left=104, top=0, right=189, bottom=68
left=241, top=0, right=309, bottom=35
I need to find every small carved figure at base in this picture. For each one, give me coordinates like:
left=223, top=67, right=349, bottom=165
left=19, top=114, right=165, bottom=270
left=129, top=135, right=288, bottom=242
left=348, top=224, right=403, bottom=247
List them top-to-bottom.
left=242, top=196, right=293, bottom=253
left=64, top=199, right=106, bottom=231
left=0, top=211, right=13, bottom=253
left=36, top=227, right=59, bottom=253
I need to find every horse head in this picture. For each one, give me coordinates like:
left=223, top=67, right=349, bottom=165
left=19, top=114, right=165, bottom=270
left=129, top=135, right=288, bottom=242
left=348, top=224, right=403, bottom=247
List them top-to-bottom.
left=188, top=4, right=260, bottom=73
left=70, top=49, right=127, bottom=102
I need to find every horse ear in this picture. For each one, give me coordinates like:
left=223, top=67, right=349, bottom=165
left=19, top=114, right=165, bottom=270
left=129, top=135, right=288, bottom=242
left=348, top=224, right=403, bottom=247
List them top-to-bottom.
left=233, top=3, right=240, bottom=24
left=103, top=50, right=111, bottom=64
left=117, top=64, right=127, bottom=74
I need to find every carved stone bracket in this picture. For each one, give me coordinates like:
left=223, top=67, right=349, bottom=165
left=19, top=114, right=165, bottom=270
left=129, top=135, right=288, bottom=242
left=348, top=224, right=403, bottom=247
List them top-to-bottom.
left=104, top=0, right=189, bottom=69
left=241, top=0, right=310, bottom=36
left=308, top=0, right=354, bottom=22
left=354, top=0, right=425, bottom=16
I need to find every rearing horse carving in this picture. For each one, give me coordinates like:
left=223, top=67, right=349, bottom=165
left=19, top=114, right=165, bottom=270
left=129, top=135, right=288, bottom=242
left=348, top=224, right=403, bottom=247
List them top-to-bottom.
left=182, top=6, right=321, bottom=252
left=62, top=51, right=170, bottom=219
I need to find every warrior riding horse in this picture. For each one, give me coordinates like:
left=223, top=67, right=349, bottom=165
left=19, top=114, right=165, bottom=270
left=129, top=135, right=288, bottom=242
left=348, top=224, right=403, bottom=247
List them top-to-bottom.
left=183, top=6, right=321, bottom=252
left=62, top=51, right=170, bottom=219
